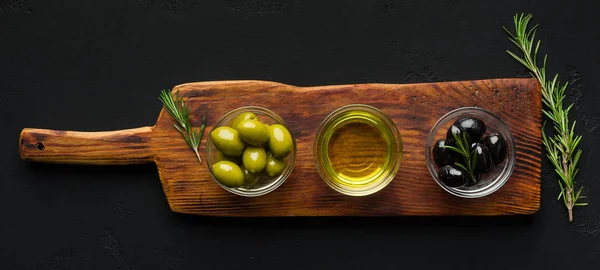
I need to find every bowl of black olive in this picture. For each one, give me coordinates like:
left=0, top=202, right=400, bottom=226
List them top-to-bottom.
left=425, top=107, right=516, bottom=198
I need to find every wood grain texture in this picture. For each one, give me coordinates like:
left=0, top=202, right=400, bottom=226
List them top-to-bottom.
left=19, top=79, right=542, bottom=216
left=20, top=127, right=154, bottom=164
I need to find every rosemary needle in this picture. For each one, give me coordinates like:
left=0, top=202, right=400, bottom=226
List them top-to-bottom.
left=504, top=13, right=587, bottom=222
left=159, top=90, right=207, bottom=163
left=443, top=133, right=478, bottom=183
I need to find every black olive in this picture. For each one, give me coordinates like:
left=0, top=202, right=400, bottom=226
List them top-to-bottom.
left=454, top=117, right=486, bottom=141
left=446, top=125, right=472, bottom=146
left=484, top=133, right=507, bottom=165
left=432, top=139, right=457, bottom=166
left=471, top=142, right=493, bottom=174
left=437, top=165, right=468, bottom=187
left=464, top=173, right=482, bottom=186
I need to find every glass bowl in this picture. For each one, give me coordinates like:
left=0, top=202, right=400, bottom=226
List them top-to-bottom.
left=313, top=104, right=402, bottom=196
left=205, top=106, right=296, bottom=197
left=425, top=107, right=516, bottom=198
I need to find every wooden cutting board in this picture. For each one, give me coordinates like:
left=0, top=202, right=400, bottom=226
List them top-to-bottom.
left=19, top=79, right=542, bottom=216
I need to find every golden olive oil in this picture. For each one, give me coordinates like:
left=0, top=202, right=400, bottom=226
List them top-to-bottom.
left=320, top=110, right=396, bottom=188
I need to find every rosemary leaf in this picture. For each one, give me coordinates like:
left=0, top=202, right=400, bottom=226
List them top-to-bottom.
left=505, top=13, right=587, bottom=222
left=159, top=90, right=207, bottom=163
left=443, top=133, right=477, bottom=183
left=454, top=163, right=470, bottom=174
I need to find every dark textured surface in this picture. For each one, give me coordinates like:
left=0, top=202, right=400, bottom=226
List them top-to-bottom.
left=1, top=0, right=599, bottom=269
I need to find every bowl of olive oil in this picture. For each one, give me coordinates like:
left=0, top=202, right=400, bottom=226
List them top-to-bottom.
left=313, top=104, right=402, bottom=196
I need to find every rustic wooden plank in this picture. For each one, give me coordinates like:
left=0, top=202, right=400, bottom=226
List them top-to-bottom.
left=20, top=79, right=542, bottom=216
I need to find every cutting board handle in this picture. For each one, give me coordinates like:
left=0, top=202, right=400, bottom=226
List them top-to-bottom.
left=19, top=127, right=154, bottom=165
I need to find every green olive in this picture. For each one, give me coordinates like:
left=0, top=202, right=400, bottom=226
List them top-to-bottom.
left=230, top=112, right=257, bottom=131
left=237, top=119, right=270, bottom=146
left=268, top=124, right=293, bottom=158
left=210, top=126, right=245, bottom=156
left=242, top=146, right=267, bottom=173
left=216, top=151, right=241, bottom=164
left=265, top=152, right=286, bottom=177
left=212, top=161, right=244, bottom=188
left=240, top=164, right=260, bottom=186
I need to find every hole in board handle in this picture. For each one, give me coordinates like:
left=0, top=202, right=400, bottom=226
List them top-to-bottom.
left=36, top=142, right=45, bottom=151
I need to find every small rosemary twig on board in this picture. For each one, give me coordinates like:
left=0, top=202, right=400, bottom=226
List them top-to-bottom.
left=159, top=90, right=207, bottom=163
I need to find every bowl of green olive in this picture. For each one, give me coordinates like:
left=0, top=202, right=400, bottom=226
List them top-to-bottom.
left=206, top=106, right=296, bottom=197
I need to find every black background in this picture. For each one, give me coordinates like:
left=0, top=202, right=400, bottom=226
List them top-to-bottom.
left=2, top=0, right=600, bottom=269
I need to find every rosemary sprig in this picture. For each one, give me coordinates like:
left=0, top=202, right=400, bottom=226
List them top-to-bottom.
left=504, top=13, right=587, bottom=222
left=159, top=90, right=207, bottom=163
left=443, top=133, right=477, bottom=183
